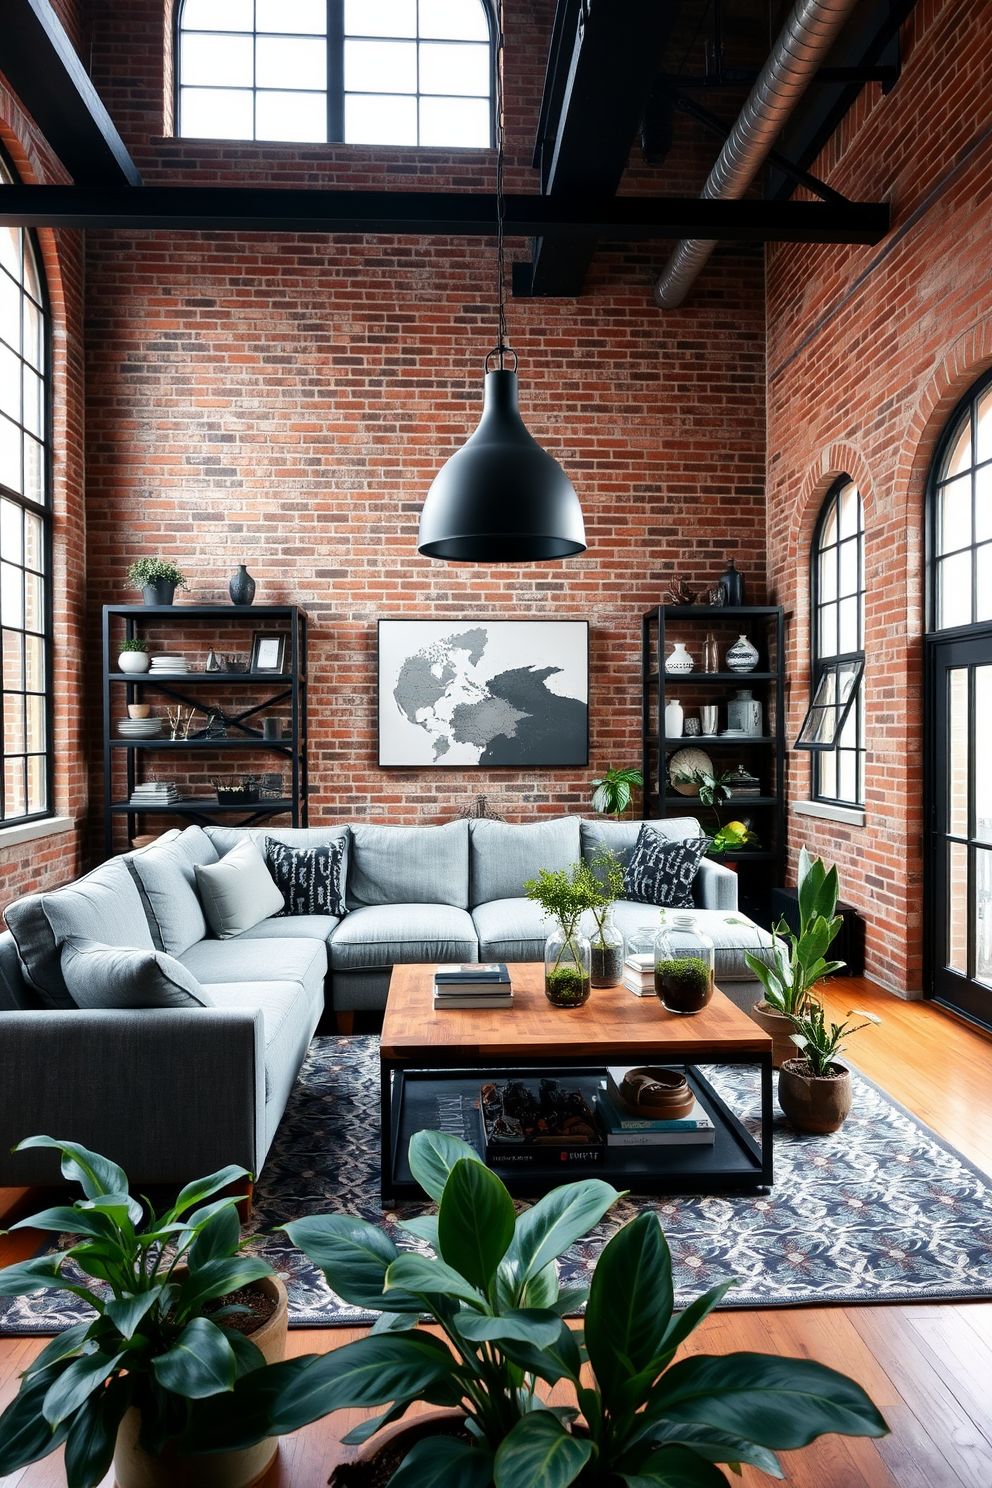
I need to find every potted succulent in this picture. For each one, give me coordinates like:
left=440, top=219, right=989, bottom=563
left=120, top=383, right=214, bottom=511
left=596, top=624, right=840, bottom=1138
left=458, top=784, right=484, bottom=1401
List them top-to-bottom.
left=127, top=558, right=190, bottom=606
left=118, top=636, right=150, bottom=673
left=590, top=764, right=642, bottom=820
left=745, top=847, right=845, bottom=1066
left=584, top=848, right=626, bottom=987
left=524, top=863, right=600, bottom=1007
left=779, top=1002, right=881, bottom=1133
left=182, top=1129, right=889, bottom=1484
left=0, top=1137, right=287, bottom=1488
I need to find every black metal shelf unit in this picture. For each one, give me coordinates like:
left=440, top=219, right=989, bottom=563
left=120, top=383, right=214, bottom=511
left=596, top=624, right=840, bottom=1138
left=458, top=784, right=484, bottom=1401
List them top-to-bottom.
left=102, top=604, right=308, bottom=852
left=641, top=604, right=786, bottom=925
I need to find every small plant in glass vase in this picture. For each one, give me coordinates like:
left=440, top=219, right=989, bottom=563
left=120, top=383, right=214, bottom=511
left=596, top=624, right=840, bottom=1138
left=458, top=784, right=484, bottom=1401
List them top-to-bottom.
left=590, top=764, right=643, bottom=819
left=584, top=848, right=626, bottom=988
left=524, top=864, right=599, bottom=1007
left=779, top=1002, right=882, bottom=1134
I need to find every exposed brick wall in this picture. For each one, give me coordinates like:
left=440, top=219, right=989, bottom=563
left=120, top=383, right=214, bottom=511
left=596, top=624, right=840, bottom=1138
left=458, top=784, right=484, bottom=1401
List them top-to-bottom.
left=765, top=0, right=992, bottom=996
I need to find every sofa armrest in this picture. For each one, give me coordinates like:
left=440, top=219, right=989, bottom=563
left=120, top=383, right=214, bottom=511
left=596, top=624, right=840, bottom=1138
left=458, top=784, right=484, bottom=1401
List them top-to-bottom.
left=694, top=857, right=738, bottom=911
left=0, top=1008, right=265, bottom=1187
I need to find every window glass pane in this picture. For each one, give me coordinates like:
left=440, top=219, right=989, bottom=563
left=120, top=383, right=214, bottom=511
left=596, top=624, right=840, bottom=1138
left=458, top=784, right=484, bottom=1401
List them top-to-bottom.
left=182, top=0, right=254, bottom=30
left=256, top=0, right=326, bottom=33
left=345, top=0, right=417, bottom=37
left=420, top=0, right=489, bottom=40
left=181, top=32, right=254, bottom=87
left=255, top=36, right=326, bottom=89
left=345, top=39, right=417, bottom=92
left=419, top=41, right=489, bottom=96
left=180, top=87, right=255, bottom=138
left=255, top=90, right=327, bottom=141
left=345, top=92, right=418, bottom=144
left=419, top=94, right=490, bottom=146
left=0, top=229, right=18, bottom=280
left=21, top=240, right=41, bottom=305
left=0, top=272, right=20, bottom=351
left=22, top=297, right=43, bottom=371
left=0, top=342, right=18, bottom=421
left=22, top=366, right=42, bottom=438
left=977, top=385, right=992, bottom=467
left=0, top=413, right=20, bottom=493
left=941, top=418, right=972, bottom=480
left=23, top=435, right=43, bottom=505
left=975, top=463, right=992, bottom=543
left=938, top=473, right=972, bottom=553
left=837, top=480, right=860, bottom=538
left=820, top=496, right=837, bottom=546
left=1, top=498, right=22, bottom=563
left=23, top=511, right=42, bottom=571
left=837, top=535, right=859, bottom=597
left=818, top=544, right=836, bottom=602
left=977, top=544, right=992, bottom=623
left=937, top=550, right=972, bottom=630
left=1, top=562, right=23, bottom=627
left=24, top=570, right=42, bottom=632
left=838, top=595, right=859, bottom=654
left=818, top=600, right=837, bottom=659
left=3, top=629, right=24, bottom=690
left=25, top=633, right=43, bottom=691
left=949, top=667, right=968, bottom=837
left=973, top=667, right=992, bottom=844
left=25, top=691, right=44, bottom=752
left=837, top=696, right=858, bottom=748
left=4, top=697, right=24, bottom=754
left=818, top=748, right=836, bottom=800
left=837, top=749, right=857, bottom=803
left=26, top=752, right=45, bottom=814
left=5, top=757, right=26, bottom=818
left=948, top=840, right=968, bottom=973
left=976, top=848, right=992, bottom=988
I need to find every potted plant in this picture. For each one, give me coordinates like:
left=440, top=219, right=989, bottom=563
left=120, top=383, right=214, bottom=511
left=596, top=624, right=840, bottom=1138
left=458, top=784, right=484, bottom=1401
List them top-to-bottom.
left=127, top=558, right=190, bottom=606
left=118, top=636, right=150, bottom=674
left=590, top=764, right=642, bottom=819
left=744, top=847, right=845, bottom=1066
left=585, top=848, right=626, bottom=987
left=524, top=863, right=600, bottom=1007
left=779, top=1002, right=881, bottom=1133
left=182, top=1129, right=889, bottom=1484
left=0, top=1137, right=287, bottom=1488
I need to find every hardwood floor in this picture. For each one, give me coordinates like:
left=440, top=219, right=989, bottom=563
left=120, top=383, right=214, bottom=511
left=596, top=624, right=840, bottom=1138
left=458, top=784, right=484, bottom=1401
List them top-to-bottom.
left=1, top=976, right=990, bottom=1486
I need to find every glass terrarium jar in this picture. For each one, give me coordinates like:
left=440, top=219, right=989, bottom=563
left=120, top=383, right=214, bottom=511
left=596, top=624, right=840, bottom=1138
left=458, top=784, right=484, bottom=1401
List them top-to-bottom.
left=653, top=913, right=715, bottom=1015
left=589, top=914, right=625, bottom=988
left=544, top=925, right=592, bottom=1008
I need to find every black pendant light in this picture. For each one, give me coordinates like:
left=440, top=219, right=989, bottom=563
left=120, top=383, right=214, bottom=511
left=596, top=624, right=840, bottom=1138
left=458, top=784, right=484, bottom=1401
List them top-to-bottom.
left=417, top=2, right=585, bottom=563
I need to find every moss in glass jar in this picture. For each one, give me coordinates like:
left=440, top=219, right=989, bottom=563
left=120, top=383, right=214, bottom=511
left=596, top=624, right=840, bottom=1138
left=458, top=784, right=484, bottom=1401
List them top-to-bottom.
left=654, top=956, right=713, bottom=1014
left=545, top=966, right=591, bottom=1008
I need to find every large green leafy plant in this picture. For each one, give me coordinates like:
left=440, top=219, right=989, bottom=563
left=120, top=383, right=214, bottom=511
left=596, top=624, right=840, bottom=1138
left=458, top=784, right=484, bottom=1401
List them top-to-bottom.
left=590, top=765, right=643, bottom=820
left=745, top=847, right=845, bottom=1017
left=185, top=1131, right=888, bottom=1484
left=0, top=1138, right=275, bottom=1488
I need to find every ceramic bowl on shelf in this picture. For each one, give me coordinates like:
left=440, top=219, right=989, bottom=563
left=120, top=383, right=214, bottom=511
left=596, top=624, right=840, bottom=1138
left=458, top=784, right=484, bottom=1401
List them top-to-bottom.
left=667, top=746, right=713, bottom=796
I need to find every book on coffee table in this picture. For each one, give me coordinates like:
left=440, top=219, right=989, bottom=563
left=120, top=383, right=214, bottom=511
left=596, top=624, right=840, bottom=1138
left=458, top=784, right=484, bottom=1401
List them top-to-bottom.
left=434, top=962, right=513, bottom=1009
left=481, top=1078, right=604, bottom=1164
left=596, top=1082, right=715, bottom=1146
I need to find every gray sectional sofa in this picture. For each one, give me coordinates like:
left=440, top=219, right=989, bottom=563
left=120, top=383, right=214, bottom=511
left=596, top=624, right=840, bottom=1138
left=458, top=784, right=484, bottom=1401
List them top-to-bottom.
left=0, top=814, right=772, bottom=1187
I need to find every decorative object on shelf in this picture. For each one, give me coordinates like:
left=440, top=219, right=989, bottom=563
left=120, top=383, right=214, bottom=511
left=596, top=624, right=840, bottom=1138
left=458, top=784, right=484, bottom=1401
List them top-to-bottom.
left=126, top=557, right=190, bottom=606
left=719, top=557, right=746, bottom=606
left=229, top=562, right=256, bottom=606
left=666, top=574, right=698, bottom=605
left=706, top=584, right=725, bottom=605
left=379, top=619, right=589, bottom=767
left=250, top=630, right=287, bottom=673
left=702, top=630, right=720, bottom=672
left=726, top=633, right=760, bottom=673
left=118, top=638, right=149, bottom=673
left=664, top=640, right=694, bottom=674
left=205, top=647, right=225, bottom=672
left=150, top=652, right=191, bottom=673
left=227, top=655, right=248, bottom=673
left=728, top=687, right=763, bottom=736
left=663, top=697, right=684, bottom=737
left=127, top=703, right=150, bottom=719
left=700, top=704, right=719, bottom=735
left=166, top=705, right=195, bottom=740
left=203, top=708, right=227, bottom=738
left=684, top=715, right=701, bottom=736
left=117, top=716, right=163, bottom=738
left=263, top=717, right=284, bottom=740
left=667, top=746, right=712, bottom=795
left=590, top=764, right=642, bottom=819
left=726, top=765, right=762, bottom=797
left=258, top=772, right=287, bottom=800
left=213, top=774, right=260, bottom=804
left=453, top=794, right=507, bottom=821
left=710, top=819, right=761, bottom=854
left=586, top=848, right=626, bottom=987
left=524, top=863, right=598, bottom=1007
left=653, top=911, right=715, bottom=1014
left=779, top=1003, right=881, bottom=1133
left=617, top=1066, right=696, bottom=1119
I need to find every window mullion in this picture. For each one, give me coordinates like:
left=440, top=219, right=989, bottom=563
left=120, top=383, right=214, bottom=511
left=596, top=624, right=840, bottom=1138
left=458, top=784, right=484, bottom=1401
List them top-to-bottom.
left=327, top=0, right=344, bottom=141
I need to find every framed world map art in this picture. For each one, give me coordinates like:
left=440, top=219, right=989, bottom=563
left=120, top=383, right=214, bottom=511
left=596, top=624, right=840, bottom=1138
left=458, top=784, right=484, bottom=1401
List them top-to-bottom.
left=378, top=619, right=589, bottom=767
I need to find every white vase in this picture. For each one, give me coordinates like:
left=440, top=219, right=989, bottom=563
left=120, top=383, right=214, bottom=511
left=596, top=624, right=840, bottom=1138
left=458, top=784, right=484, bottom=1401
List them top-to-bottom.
left=726, top=634, right=759, bottom=673
left=664, top=642, right=694, bottom=674
left=118, top=652, right=150, bottom=673
left=664, top=698, right=684, bottom=737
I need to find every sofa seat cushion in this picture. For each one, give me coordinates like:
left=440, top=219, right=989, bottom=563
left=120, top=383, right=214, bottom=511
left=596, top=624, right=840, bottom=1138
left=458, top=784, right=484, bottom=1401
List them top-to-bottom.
left=469, top=818, right=581, bottom=907
left=347, top=821, right=469, bottom=910
left=128, top=825, right=219, bottom=956
left=472, top=898, right=549, bottom=962
left=610, top=903, right=775, bottom=982
left=329, top=904, right=477, bottom=971
left=233, top=915, right=340, bottom=942
left=178, top=937, right=327, bottom=998
left=207, top=979, right=323, bottom=1101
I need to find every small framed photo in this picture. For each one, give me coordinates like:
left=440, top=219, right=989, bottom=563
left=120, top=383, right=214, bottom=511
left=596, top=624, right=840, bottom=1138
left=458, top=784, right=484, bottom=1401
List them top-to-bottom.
left=250, top=631, right=287, bottom=673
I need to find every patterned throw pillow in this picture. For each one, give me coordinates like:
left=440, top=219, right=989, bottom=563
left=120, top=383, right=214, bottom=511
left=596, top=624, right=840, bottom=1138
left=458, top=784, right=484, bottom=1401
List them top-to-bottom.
left=621, top=828, right=709, bottom=908
left=265, top=838, right=346, bottom=917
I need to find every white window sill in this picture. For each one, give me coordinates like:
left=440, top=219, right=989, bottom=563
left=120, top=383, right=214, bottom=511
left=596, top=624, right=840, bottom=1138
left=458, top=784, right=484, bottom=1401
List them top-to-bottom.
left=792, top=800, right=866, bottom=828
left=0, top=815, right=74, bottom=849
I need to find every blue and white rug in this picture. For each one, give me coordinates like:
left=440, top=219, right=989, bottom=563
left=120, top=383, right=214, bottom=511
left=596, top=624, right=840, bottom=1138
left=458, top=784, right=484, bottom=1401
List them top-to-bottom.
left=3, top=1034, right=992, bottom=1334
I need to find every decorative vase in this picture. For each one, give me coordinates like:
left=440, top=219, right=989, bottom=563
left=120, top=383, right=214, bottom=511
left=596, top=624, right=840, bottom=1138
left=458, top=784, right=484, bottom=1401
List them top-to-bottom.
left=719, top=558, right=746, bottom=606
left=230, top=563, right=256, bottom=606
left=142, top=581, right=175, bottom=606
left=702, top=631, right=720, bottom=673
left=726, top=634, right=759, bottom=673
left=664, top=641, right=694, bottom=674
left=205, top=647, right=223, bottom=672
left=118, top=651, right=150, bottom=673
left=727, top=688, right=762, bottom=735
left=664, top=698, right=684, bottom=737
left=653, top=913, right=714, bottom=1015
left=589, top=915, right=625, bottom=987
left=544, top=925, right=591, bottom=1007
left=750, top=1001, right=798, bottom=1068
left=778, top=1059, right=853, bottom=1133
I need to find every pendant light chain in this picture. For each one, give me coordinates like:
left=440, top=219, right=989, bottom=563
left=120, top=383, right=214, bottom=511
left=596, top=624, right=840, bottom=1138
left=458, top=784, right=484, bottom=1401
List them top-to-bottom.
left=492, top=0, right=514, bottom=371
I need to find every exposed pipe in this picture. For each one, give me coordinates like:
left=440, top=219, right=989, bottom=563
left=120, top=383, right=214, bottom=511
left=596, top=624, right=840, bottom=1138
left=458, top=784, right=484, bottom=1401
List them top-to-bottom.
left=653, top=0, right=862, bottom=309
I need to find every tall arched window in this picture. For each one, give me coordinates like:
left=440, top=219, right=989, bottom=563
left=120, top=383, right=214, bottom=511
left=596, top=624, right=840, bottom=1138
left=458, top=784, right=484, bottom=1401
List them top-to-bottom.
left=177, top=0, right=493, bottom=148
left=0, top=154, right=52, bottom=824
left=929, top=371, right=992, bottom=631
left=795, top=477, right=866, bottom=807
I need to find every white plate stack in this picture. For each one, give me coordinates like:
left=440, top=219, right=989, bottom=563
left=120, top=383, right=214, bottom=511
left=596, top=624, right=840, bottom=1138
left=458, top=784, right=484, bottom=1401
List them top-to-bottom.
left=150, top=654, right=191, bottom=674
left=117, top=717, right=164, bottom=738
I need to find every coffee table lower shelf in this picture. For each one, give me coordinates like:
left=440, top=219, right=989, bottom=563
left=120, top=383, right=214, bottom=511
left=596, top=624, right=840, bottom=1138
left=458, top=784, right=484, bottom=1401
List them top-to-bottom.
left=382, top=1063, right=772, bottom=1202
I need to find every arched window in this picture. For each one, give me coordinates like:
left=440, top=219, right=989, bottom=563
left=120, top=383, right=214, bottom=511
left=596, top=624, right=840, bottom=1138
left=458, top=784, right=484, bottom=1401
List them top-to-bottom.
left=177, top=0, right=493, bottom=148
left=0, top=154, right=52, bottom=824
left=929, top=370, right=992, bottom=631
left=795, top=478, right=866, bottom=807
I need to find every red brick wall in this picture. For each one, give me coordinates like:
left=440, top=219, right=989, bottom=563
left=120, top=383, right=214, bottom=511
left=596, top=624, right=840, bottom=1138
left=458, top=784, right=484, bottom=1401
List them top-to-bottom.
left=765, top=0, right=992, bottom=995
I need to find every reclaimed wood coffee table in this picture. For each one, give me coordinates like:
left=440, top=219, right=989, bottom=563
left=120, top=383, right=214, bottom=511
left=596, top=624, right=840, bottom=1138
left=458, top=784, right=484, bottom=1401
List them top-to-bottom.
left=380, top=962, right=773, bottom=1203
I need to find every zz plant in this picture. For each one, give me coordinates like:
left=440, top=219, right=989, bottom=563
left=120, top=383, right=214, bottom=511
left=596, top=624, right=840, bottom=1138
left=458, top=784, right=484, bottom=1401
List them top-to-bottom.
left=745, top=846, right=846, bottom=1018
left=183, top=1130, right=888, bottom=1485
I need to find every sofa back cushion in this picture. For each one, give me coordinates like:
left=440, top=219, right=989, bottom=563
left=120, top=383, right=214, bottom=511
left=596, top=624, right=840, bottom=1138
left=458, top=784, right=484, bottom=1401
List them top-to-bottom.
left=580, top=816, right=703, bottom=875
left=469, top=817, right=582, bottom=907
left=348, top=820, right=470, bottom=909
left=127, top=825, right=219, bottom=956
left=204, top=825, right=352, bottom=896
left=194, top=838, right=285, bottom=939
left=5, top=856, right=154, bottom=1010
left=61, top=937, right=214, bottom=1009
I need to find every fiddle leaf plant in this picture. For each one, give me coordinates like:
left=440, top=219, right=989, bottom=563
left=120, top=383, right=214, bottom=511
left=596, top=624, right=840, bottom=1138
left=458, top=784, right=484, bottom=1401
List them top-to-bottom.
left=590, top=765, right=643, bottom=820
left=744, top=846, right=846, bottom=1017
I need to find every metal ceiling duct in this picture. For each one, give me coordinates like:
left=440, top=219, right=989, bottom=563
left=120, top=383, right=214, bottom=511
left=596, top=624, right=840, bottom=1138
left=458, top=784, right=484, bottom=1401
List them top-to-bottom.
left=653, top=0, right=864, bottom=309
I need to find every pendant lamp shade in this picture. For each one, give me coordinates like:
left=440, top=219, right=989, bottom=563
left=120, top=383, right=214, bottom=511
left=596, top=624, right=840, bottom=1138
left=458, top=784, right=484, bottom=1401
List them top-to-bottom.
left=418, top=369, right=586, bottom=562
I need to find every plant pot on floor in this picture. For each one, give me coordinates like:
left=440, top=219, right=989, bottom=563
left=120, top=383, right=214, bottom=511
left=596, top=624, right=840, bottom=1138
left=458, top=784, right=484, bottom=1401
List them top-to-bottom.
left=142, top=581, right=176, bottom=605
left=750, top=1000, right=798, bottom=1068
left=778, top=1058, right=852, bottom=1134
left=113, top=1274, right=288, bottom=1488
left=329, top=1411, right=468, bottom=1487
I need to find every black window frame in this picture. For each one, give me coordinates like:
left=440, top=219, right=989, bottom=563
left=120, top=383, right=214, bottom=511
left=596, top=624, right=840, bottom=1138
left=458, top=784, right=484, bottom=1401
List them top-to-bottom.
left=926, top=365, right=992, bottom=635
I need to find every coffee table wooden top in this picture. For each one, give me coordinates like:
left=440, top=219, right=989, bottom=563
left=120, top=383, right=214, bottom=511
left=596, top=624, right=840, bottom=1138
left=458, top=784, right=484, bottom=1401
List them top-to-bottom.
left=381, top=962, right=772, bottom=1063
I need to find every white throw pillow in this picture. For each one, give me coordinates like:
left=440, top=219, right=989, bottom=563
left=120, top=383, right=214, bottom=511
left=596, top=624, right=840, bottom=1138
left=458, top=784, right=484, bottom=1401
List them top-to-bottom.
left=194, top=837, right=284, bottom=939
left=61, top=938, right=214, bottom=1009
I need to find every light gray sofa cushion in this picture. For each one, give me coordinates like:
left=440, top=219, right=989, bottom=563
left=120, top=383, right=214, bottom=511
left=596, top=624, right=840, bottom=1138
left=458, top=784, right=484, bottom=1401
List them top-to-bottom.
left=469, top=817, right=582, bottom=907
left=348, top=821, right=469, bottom=910
left=128, top=826, right=219, bottom=956
left=194, top=839, right=285, bottom=939
left=472, top=898, right=548, bottom=962
left=329, top=904, right=477, bottom=971
left=61, top=937, right=214, bottom=1009
left=178, top=937, right=327, bottom=999
left=207, top=978, right=323, bottom=1108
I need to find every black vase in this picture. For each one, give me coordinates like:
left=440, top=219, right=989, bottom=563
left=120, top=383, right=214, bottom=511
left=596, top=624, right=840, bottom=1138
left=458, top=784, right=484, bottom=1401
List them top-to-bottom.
left=719, top=559, right=746, bottom=607
left=229, top=564, right=256, bottom=606
left=142, top=581, right=176, bottom=606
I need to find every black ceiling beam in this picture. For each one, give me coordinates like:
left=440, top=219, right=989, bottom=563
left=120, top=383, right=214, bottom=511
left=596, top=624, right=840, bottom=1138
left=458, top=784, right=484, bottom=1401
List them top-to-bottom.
left=0, top=0, right=141, bottom=186
left=521, top=0, right=687, bottom=299
left=0, top=186, right=889, bottom=243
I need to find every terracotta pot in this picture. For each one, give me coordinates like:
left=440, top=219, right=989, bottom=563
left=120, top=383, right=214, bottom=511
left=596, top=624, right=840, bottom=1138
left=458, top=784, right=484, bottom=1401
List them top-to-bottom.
left=750, top=1001, right=798, bottom=1068
left=778, top=1059, right=852, bottom=1134
left=113, top=1274, right=288, bottom=1488
left=329, top=1410, right=468, bottom=1487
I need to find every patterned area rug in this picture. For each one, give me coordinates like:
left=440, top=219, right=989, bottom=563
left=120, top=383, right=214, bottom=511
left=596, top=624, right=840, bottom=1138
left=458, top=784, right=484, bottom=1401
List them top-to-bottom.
left=3, top=1034, right=992, bottom=1334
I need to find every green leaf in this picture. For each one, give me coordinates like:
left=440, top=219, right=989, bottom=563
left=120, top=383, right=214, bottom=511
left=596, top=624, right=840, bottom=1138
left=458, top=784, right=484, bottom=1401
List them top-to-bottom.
left=408, top=1129, right=485, bottom=1203
left=15, top=1137, right=130, bottom=1204
left=438, top=1158, right=516, bottom=1294
left=170, top=1164, right=251, bottom=1221
left=504, top=1179, right=620, bottom=1284
left=188, top=1203, right=241, bottom=1270
left=9, top=1206, right=113, bottom=1239
left=585, top=1211, right=673, bottom=1407
left=282, top=1214, right=422, bottom=1312
left=398, top=1214, right=441, bottom=1247
left=0, top=1252, right=71, bottom=1297
left=386, top=1253, right=488, bottom=1310
left=173, top=1255, right=273, bottom=1316
left=657, top=1283, right=737, bottom=1355
left=551, top=1286, right=589, bottom=1316
left=105, top=1288, right=164, bottom=1340
left=456, top=1307, right=563, bottom=1349
left=370, top=1310, right=421, bottom=1334
left=152, top=1317, right=238, bottom=1398
left=499, top=1319, right=583, bottom=1387
left=24, top=1322, right=93, bottom=1378
left=225, top=1328, right=267, bottom=1380
left=42, top=1350, right=124, bottom=1427
left=0, top=1364, right=72, bottom=1473
left=63, top=1375, right=133, bottom=1488
left=339, top=1400, right=410, bottom=1446
left=494, top=1411, right=591, bottom=1488
left=635, top=1421, right=783, bottom=1477
left=391, top=1435, right=494, bottom=1488
left=618, top=1445, right=730, bottom=1487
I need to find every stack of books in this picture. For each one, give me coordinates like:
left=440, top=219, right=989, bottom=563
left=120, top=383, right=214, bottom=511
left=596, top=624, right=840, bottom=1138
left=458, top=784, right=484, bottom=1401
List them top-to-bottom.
left=129, top=782, right=180, bottom=806
left=622, top=952, right=656, bottom=997
left=433, top=962, right=512, bottom=1010
left=597, top=1070, right=715, bottom=1147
